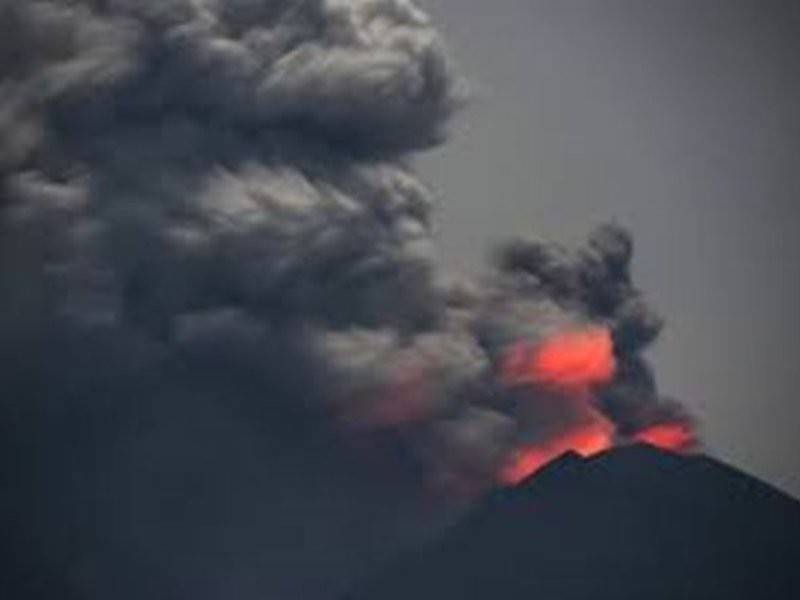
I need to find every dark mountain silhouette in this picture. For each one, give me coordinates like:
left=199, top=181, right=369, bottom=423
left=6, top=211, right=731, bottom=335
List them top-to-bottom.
left=347, top=444, right=800, bottom=600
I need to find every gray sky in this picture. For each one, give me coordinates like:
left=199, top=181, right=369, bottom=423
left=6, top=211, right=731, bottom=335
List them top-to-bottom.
left=419, top=0, right=800, bottom=495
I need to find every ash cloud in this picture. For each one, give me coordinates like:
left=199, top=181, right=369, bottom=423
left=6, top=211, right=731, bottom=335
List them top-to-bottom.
left=0, top=1, right=693, bottom=598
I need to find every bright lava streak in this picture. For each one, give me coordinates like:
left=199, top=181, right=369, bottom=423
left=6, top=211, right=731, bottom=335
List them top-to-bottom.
left=500, top=327, right=616, bottom=393
left=498, top=420, right=613, bottom=486
left=633, top=422, right=695, bottom=452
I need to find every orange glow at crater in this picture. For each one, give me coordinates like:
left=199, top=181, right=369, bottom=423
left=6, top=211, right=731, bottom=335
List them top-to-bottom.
left=501, top=327, right=616, bottom=394
left=498, top=420, right=613, bottom=486
left=633, top=422, right=695, bottom=452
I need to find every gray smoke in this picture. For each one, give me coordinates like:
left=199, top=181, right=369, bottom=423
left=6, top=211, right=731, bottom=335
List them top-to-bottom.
left=0, top=1, right=693, bottom=598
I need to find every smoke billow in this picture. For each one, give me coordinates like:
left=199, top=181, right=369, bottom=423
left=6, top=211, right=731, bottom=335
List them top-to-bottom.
left=0, top=0, right=695, bottom=597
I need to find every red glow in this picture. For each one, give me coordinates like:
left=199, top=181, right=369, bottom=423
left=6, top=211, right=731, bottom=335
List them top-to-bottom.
left=501, top=327, right=616, bottom=394
left=344, top=366, right=434, bottom=429
left=498, top=420, right=613, bottom=486
left=633, top=422, right=695, bottom=452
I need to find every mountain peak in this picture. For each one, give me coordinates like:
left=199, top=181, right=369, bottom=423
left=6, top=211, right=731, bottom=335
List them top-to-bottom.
left=348, top=446, right=800, bottom=600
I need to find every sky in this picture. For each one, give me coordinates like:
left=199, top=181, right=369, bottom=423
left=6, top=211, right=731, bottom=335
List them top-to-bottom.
left=420, top=0, right=800, bottom=496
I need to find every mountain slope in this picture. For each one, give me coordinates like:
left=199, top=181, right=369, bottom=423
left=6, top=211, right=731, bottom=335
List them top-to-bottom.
left=347, top=445, right=800, bottom=600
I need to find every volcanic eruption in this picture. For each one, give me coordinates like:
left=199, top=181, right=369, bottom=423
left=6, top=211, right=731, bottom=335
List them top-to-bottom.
left=0, top=1, right=703, bottom=598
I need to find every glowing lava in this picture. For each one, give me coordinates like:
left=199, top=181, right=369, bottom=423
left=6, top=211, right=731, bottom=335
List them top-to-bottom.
left=495, top=326, right=698, bottom=487
left=497, top=326, right=618, bottom=486
left=500, top=327, right=616, bottom=393
left=498, top=419, right=613, bottom=486
left=633, top=422, right=695, bottom=452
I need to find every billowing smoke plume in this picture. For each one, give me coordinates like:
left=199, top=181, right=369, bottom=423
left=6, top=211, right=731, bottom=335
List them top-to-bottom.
left=0, top=0, right=694, bottom=594
left=0, top=0, right=694, bottom=598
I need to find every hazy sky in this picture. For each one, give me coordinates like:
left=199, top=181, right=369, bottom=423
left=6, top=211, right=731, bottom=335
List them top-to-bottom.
left=420, top=0, right=800, bottom=495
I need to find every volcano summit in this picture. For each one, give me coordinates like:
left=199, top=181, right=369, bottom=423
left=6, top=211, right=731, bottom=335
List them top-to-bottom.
left=347, top=444, right=800, bottom=600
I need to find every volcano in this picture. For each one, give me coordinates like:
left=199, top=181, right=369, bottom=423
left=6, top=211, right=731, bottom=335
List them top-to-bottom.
left=346, top=445, right=800, bottom=600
